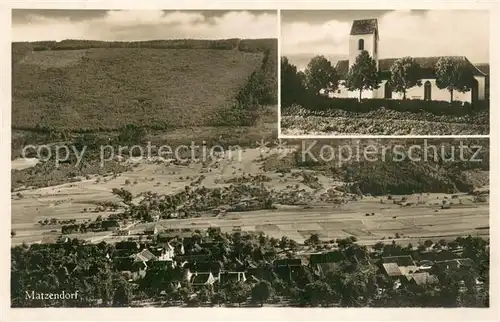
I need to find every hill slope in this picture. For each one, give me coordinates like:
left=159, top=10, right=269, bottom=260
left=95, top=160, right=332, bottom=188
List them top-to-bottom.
left=12, top=39, right=277, bottom=131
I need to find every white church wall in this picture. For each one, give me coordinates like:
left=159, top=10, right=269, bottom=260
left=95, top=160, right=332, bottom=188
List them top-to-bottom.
left=474, top=76, right=485, bottom=100
left=335, top=78, right=474, bottom=102
left=405, top=79, right=471, bottom=102
left=374, top=80, right=387, bottom=98
left=330, top=84, right=373, bottom=98
left=335, top=84, right=376, bottom=99
left=333, top=85, right=349, bottom=98
left=348, top=89, right=376, bottom=99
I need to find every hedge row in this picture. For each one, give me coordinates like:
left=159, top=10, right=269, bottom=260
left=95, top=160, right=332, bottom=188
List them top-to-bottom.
left=16, top=38, right=277, bottom=53
left=213, top=48, right=277, bottom=126
left=297, top=96, right=489, bottom=117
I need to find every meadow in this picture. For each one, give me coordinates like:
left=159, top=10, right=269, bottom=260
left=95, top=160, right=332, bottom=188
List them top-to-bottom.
left=12, top=39, right=277, bottom=131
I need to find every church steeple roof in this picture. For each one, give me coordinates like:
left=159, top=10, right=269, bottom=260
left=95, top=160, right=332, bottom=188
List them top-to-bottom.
left=350, top=18, right=378, bottom=36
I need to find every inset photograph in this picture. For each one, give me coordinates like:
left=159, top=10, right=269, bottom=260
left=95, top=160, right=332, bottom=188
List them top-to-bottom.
left=11, top=9, right=278, bottom=308
left=280, top=10, right=490, bottom=136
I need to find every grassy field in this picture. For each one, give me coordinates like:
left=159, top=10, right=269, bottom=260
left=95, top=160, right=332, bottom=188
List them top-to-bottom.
left=13, top=48, right=264, bottom=130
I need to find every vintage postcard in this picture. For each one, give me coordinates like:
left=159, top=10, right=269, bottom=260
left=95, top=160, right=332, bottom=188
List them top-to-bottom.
left=3, top=2, right=498, bottom=322
left=280, top=10, right=490, bottom=137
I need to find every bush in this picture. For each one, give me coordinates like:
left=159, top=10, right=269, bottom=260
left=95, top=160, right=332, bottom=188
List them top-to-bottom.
left=27, top=39, right=243, bottom=51
left=301, top=97, right=488, bottom=117
left=117, top=124, right=147, bottom=146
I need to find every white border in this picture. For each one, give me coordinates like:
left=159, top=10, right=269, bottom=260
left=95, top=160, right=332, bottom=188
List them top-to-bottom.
left=3, top=1, right=499, bottom=322
left=2, top=2, right=13, bottom=322
left=277, top=9, right=282, bottom=135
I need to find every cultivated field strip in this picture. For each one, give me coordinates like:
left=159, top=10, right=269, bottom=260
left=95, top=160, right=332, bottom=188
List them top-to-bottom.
left=281, top=116, right=489, bottom=136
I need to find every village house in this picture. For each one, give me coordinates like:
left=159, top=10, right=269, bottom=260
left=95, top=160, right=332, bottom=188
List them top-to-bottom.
left=334, top=19, right=488, bottom=103
left=113, top=241, right=143, bottom=259
left=147, top=242, right=177, bottom=269
left=157, top=242, right=176, bottom=261
left=113, top=248, right=158, bottom=281
left=130, top=248, right=157, bottom=264
left=418, top=249, right=456, bottom=263
left=309, top=251, right=344, bottom=278
left=175, top=253, right=211, bottom=264
left=380, top=255, right=419, bottom=288
left=380, top=255, right=445, bottom=288
left=381, top=255, right=418, bottom=277
left=114, top=256, right=148, bottom=282
left=227, top=258, right=247, bottom=272
left=274, top=258, right=307, bottom=282
left=433, top=258, right=476, bottom=272
left=179, top=260, right=224, bottom=287
left=245, top=261, right=274, bottom=281
left=121, top=262, right=148, bottom=282
left=218, top=271, right=247, bottom=285
left=409, top=271, right=439, bottom=286
left=188, top=272, right=217, bottom=290
left=245, top=275, right=261, bottom=286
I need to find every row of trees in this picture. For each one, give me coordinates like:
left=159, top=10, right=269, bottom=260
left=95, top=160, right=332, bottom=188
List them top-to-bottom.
left=15, top=38, right=276, bottom=54
left=281, top=51, right=476, bottom=105
left=61, top=219, right=120, bottom=235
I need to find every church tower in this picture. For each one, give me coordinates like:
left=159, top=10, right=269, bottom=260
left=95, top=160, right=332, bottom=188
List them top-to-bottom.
left=348, top=19, right=379, bottom=70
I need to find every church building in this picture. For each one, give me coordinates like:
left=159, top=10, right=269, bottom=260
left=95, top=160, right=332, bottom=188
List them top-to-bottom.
left=334, top=19, right=488, bottom=103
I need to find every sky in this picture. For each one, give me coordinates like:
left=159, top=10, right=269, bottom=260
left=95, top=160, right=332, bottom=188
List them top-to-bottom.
left=11, top=10, right=277, bottom=41
left=281, top=10, right=489, bottom=70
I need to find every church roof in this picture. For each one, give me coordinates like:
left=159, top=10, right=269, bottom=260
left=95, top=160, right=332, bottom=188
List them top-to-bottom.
left=350, top=19, right=378, bottom=35
left=335, top=56, right=487, bottom=79
left=475, top=63, right=490, bottom=75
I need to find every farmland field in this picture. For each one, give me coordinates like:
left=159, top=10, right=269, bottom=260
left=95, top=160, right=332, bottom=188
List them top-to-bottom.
left=281, top=107, right=489, bottom=136
left=11, top=143, right=489, bottom=246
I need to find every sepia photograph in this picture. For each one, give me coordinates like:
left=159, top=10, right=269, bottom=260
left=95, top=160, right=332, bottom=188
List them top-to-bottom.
left=7, top=6, right=492, bottom=313
left=280, top=10, right=490, bottom=136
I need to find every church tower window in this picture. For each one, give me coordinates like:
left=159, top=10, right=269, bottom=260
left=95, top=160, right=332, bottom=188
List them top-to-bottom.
left=358, top=39, right=364, bottom=50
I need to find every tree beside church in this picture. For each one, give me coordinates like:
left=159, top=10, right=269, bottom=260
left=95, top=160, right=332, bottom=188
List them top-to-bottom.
left=334, top=18, right=488, bottom=103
